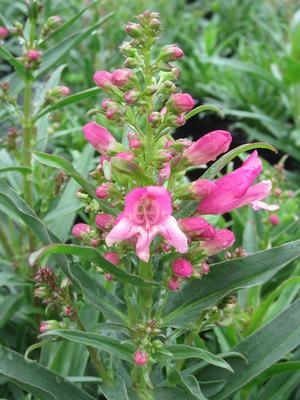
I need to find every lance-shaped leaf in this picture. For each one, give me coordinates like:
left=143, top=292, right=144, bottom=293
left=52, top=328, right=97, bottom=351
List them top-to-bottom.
left=0, top=46, right=28, bottom=77
left=185, top=104, right=224, bottom=120
left=33, top=151, right=117, bottom=215
left=0, top=179, right=126, bottom=323
left=162, top=240, right=300, bottom=328
left=30, top=244, right=159, bottom=287
left=199, top=298, right=300, bottom=399
left=41, top=329, right=135, bottom=363
left=0, top=345, right=96, bottom=400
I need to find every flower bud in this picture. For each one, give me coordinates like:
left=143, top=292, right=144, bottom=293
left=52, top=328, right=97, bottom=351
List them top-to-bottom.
left=46, top=15, right=62, bottom=29
left=149, top=18, right=160, bottom=31
left=125, top=22, right=142, bottom=38
left=0, top=26, right=9, bottom=39
left=119, top=41, right=136, bottom=57
left=160, top=44, right=184, bottom=62
left=27, top=49, right=42, bottom=61
left=124, top=57, right=140, bottom=68
left=111, top=68, right=134, bottom=87
left=93, top=70, right=112, bottom=88
left=144, top=84, right=157, bottom=95
left=57, top=85, right=71, bottom=96
left=124, top=89, right=139, bottom=104
left=168, top=93, right=195, bottom=113
left=101, top=98, right=116, bottom=110
left=106, top=107, right=122, bottom=120
left=148, top=112, right=161, bottom=128
left=83, top=122, right=117, bottom=155
left=128, top=132, right=142, bottom=149
left=116, top=152, right=134, bottom=161
left=158, top=162, right=171, bottom=185
left=189, top=179, right=217, bottom=199
left=95, top=183, right=114, bottom=199
left=274, top=188, right=282, bottom=196
left=287, top=190, right=294, bottom=198
left=95, top=213, right=115, bottom=229
left=269, top=214, right=279, bottom=225
left=72, top=223, right=91, bottom=239
left=202, top=229, right=235, bottom=256
left=104, top=252, right=120, bottom=265
left=172, top=258, right=193, bottom=278
left=201, top=262, right=210, bottom=274
left=104, top=273, right=113, bottom=281
left=167, top=278, right=180, bottom=291
left=34, top=287, right=49, bottom=299
left=39, top=320, right=61, bottom=333
left=134, top=351, right=148, bottom=366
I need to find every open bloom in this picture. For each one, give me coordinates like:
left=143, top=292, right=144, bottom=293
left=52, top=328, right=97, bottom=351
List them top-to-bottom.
left=83, top=122, right=117, bottom=155
left=183, top=130, right=232, bottom=166
left=198, top=151, right=278, bottom=214
left=106, top=186, right=188, bottom=262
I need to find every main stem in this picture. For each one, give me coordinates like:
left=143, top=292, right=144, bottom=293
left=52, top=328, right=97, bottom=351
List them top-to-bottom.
left=22, top=78, right=35, bottom=251
left=76, top=316, right=112, bottom=384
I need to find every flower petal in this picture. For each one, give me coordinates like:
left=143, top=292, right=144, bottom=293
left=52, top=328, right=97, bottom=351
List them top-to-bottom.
left=159, top=216, right=188, bottom=254
left=105, top=217, right=138, bottom=246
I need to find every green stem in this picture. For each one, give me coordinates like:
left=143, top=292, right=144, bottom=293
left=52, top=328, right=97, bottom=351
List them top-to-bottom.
left=22, top=78, right=35, bottom=252
left=0, top=223, right=14, bottom=259
left=138, top=260, right=153, bottom=320
left=76, top=316, right=112, bottom=384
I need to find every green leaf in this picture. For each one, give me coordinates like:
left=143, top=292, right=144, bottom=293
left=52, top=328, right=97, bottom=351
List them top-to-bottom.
left=0, top=46, right=27, bottom=77
left=34, top=88, right=101, bottom=121
left=185, top=104, right=224, bottom=120
left=202, top=142, right=277, bottom=180
left=111, top=157, right=154, bottom=185
left=0, top=166, right=32, bottom=175
left=0, top=178, right=126, bottom=323
left=162, top=240, right=300, bottom=328
left=30, top=244, right=159, bottom=287
left=0, top=294, right=23, bottom=329
left=200, top=299, right=300, bottom=399
left=42, top=329, right=135, bottom=362
left=0, top=345, right=96, bottom=400
left=156, top=345, right=232, bottom=372
left=170, top=370, right=208, bottom=400
left=100, top=376, right=130, bottom=400
left=152, top=387, right=196, bottom=400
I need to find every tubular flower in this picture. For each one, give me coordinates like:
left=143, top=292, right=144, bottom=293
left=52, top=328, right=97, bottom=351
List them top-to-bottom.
left=93, top=70, right=112, bottom=88
left=83, top=122, right=117, bottom=155
left=183, top=130, right=232, bottom=166
left=198, top=151, right=278, bottom=214
left=106, top=186, right=188, bottom=262
left=179, top=217, right=215, bottom=239
left=202, top=228, right=235, bottom=256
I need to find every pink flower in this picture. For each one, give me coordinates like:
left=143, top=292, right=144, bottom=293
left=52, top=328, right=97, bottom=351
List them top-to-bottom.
left=0, top=26, right=9, bottom=39
left=160, top=44, right=184, bottom=61
left=27, top=50, right=41, bottom=61
left=111, top=68, right=133, bottom=87
left=93, top=70, right=112, bottom=88
left=169, top=93, right=195, bottom=113
left=101, top=98, right=115, bottom=110
left=83, top=122, right=117, bottom=155
left=183, top=130, right=232, bottom=166
left=128, top=132, right=142, bottom=149
left=198, top=151, right=277, bottom=214
left=116, top=152, right=134, bottom=161
left=158, top=162, right=171, bottom=185
left=189, top=179, right=217, bottom=198
left=96, top=183, right=113, bottom=199
left=106, top=186, right=188, bottom=262
left=95, top=214, right=115, bottom=229
left=269, top=214, right=279, bottom=225
left=179, top=217, right=215, bottom=239
left=72, top=223, right=91, bottom=239
left=202, top=228, right=235, bottom=256
left=104, top=252, right=120, bottom=265
left=172, top=258, right=193, bottom=278
left=201, top=262, right=210, bottom=274
left=104, top=273, right=113, bottom=281
left=168, top=277, right=180, bottom=291
left=134, top=351, right=148, bottom=366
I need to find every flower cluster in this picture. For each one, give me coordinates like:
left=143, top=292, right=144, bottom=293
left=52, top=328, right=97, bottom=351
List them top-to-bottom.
left=72, top=11, right=276, bottom=301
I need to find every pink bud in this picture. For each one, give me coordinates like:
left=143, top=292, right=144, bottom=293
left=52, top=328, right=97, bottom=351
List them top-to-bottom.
left=52, top=15, right=62, bottom=24
left=125, top=22, right=142, bottom=38
left=0, top=26, right=9, bottom=39
left=160, top=44, right=184, bottom=61
left=27, top=50, right=41, bottom=61
left=111, top=68, right=133, bottom=87
left=93, top=70, right=112, bottom=88
left=58, top=86, right=71, bottom=96
left=124, top=89, right=139, bottom=104
left=169, top=93, right=195, bottom=113
left=101, top=98, right=115, bottom=110
left=106, top=107, right=121, bottom=120
left=148, top=112, right=161, bottom=128
left=175, top=114, right=186, bottom=126
left=83, top=122, right=117, bottom=155
left=183, top=130, right=232, bottom=166
left=128, top=132, right=142, bottom=149
left=116, top=152, right=134, bottom=161
left=158, top=162, right=171, bottom=185
left=189, top=179, right=217, bottom=198
left=95, top=183, right=113, bottom=199
left=274, top=188, right=282, bottom=196
left=287, top=190, right=294, bottom=198
left=95, top=213, right=115, bottom=229
left=269, top=214, right=279, bottom=225
left=179, top=217, right=215, bottom=239
left=72, top=223, right=91, bottom=239
left=202, top=229, right=235, bottom=256
left=90, top=239, right=98, bottom=247
left=104, top=252, right=120, bottom=265
left=172, top=258, right=193, bottom=278
left=201, top=262, right=210, bottom=274
left=104, top=273, right=113, bottom=281
left=167, top=278, right=180, bottom=291
left=65, top=305, right=73, bottom=316
left=39, top=320, right=61, bottom=333
left=134, top=351, right=148, bottom=366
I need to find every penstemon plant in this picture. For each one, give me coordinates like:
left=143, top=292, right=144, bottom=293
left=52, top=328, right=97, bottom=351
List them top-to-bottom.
left=2, top=8, right=300, bottom=400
